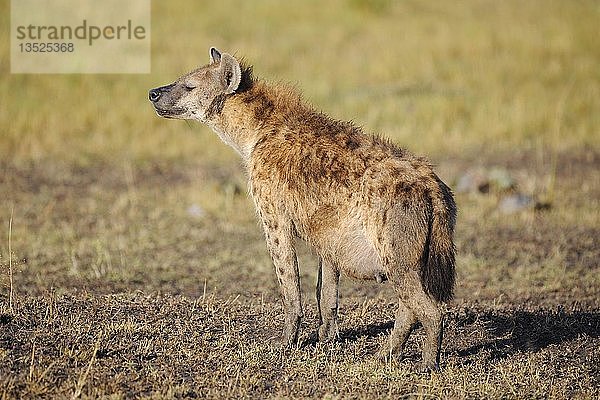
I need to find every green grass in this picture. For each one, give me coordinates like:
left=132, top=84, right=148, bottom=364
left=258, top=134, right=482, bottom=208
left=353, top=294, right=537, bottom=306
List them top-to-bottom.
left=0, top=0, right=598, bottom=165
left=1, top=0, right=599, bottom=398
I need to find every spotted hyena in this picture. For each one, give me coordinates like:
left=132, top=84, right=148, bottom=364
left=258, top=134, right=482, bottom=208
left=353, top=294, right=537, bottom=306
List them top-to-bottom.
left=149, top=47, right=456, bottom=371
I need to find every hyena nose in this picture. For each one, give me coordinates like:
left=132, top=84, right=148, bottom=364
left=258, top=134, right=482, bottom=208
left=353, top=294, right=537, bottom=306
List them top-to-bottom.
left=149, top=89, right=161, bottom=102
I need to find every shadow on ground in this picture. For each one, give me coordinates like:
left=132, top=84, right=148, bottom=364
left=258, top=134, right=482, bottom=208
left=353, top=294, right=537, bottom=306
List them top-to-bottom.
left=308, top=307, right=600, bottom=363
left=453, top=308, right=600, bottom=361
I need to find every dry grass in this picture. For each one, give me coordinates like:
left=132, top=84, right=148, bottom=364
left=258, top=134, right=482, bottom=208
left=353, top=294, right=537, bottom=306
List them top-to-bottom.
left=1, top=0, right=599, bottom=398
left=1, top=150, right=598, bottom=399
left=1, top=293, right=598, bottom=399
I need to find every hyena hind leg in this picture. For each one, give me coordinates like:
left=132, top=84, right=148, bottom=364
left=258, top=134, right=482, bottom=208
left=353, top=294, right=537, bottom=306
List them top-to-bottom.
left=316, top=258, right=340, bottom=342
left=408, top=284, right=444, bottom=372
left=377, top=299, right=417, bottom=360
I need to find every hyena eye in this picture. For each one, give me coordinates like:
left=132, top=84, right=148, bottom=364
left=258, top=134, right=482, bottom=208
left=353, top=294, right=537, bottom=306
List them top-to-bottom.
left=184, top=84, right=196, bottom=91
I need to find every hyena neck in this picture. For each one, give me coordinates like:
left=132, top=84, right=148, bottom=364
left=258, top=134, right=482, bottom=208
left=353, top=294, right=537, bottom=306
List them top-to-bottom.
left=205, top=80, right=304, bottom=164
left=205, top=111, right=256, bottom=162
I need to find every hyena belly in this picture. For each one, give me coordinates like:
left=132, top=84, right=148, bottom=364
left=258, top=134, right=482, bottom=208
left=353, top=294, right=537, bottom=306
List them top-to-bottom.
left=302, top=212, right=387, bottom=282
left=331, top=226, right=387, bottom=282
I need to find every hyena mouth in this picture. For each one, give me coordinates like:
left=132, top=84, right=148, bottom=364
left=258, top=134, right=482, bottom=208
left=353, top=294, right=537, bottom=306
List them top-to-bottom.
left=154, top=107, right=186, bottom=119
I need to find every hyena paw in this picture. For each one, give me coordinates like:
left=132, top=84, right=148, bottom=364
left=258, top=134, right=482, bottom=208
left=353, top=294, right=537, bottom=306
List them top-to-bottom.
left=280, top=317, right=301, bottom=348
left=318, top=322, right=339, bottom=343
left=376, top=343, right=410, bottom=362
left=376, top=346, right=397, bottom=362
left=419, top=360, right=440, bottom=374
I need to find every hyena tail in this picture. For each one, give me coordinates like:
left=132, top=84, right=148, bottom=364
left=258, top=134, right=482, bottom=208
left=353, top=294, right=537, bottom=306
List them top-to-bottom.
left=421, top=180, right=457, bottom=303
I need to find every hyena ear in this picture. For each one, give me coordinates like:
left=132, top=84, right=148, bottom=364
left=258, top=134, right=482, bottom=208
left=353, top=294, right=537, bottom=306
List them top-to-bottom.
left=209, top=47, right=221, bottom=64
left=220, top=53, right=242, bottom=94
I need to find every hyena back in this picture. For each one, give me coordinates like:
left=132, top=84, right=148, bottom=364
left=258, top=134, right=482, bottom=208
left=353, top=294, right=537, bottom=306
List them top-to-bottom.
left=149, top=47, right=456, bottom=371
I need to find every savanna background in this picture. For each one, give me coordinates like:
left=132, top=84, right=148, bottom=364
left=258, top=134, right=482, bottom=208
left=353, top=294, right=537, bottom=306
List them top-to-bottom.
left=1, top=0, right=599, bottom=398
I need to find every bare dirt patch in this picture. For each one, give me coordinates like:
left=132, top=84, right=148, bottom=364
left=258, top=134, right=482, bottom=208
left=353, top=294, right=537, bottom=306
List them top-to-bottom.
left=1, top=149, right=599, bottom=398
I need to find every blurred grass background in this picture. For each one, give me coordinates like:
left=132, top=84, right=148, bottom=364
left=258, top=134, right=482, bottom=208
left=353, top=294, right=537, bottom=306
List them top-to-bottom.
left=1, top=0, right=598, bottom=166
left=1, top=4, right=599, bottom=397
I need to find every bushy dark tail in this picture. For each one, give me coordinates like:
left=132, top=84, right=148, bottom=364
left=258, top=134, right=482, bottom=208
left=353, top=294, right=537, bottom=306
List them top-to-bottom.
left=421, top=179, right=457, bottom=303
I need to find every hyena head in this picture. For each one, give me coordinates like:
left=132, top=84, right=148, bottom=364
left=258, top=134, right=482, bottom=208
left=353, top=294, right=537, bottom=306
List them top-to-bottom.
left=149, top=47, right=242, bottom=122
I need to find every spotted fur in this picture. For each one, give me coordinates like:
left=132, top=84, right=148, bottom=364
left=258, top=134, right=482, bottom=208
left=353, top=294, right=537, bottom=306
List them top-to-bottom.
left=149, top=47, right=457, bottom=371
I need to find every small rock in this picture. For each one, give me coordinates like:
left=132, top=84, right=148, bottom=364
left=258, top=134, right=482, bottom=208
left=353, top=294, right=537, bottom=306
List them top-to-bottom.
left=456, top=167, right=517, bottom=194
left=488, top=168, right=516, bottom=191
left=455, top=170, right=488, bottom=193
left=455, top=171, right=475, bottom=193
left=498, top=193, right=534, bottom=214
left=187, top=204, right=205, bottom=218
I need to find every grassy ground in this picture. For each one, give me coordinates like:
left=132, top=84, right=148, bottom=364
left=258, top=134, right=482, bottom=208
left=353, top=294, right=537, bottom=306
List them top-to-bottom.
left=1, top=0, right=599, bottom=398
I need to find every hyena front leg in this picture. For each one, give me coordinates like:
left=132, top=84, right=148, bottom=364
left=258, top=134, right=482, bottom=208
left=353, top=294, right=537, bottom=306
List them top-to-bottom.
left=262, top=217, right=303, bottom=348
left=316, top=258, right=340, bottom=342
